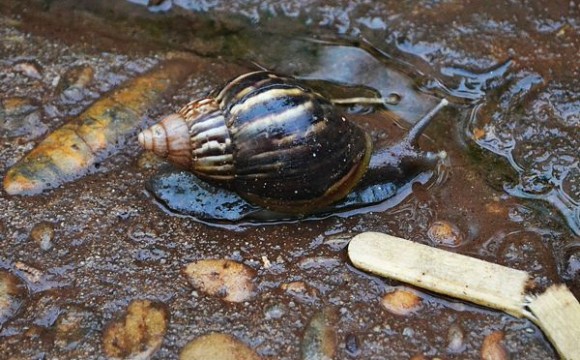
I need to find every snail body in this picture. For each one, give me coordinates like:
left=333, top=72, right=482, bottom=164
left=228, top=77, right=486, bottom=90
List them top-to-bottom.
left=139, top=71, right=447, bottom=215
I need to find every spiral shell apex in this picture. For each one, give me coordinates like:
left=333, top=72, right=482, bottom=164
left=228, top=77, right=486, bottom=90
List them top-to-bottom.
left=138, top=113, right=193, bottom=169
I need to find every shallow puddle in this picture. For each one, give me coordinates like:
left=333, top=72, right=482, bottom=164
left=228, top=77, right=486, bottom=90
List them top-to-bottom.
left=0, top=0, right=578, bottom=359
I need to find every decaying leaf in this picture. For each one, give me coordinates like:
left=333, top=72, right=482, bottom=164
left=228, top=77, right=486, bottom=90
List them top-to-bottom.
left=3, top=57, right=196, bottom=195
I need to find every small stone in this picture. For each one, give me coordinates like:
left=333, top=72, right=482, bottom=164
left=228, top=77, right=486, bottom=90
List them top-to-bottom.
left=14, top=61, right=42, bottom=79
left=57, top=64, right=94, bottom=93
left=0, top=97, right=46, bottom=139
left=1, top=97, right=38, bottom=118
left=473, top=127, right=486, bottom=140
left=427, top=220, right=464, bottom=247
left=30, top=221, right=55, bottom=251
left=563, top=246, right=579, bottom=281
left=261, top=255, right=271, bottom=269
left=298, top=257, right=341, bottom=270
left=182, top=259, right=256, bottom=303
left=14, top=262, right=43, bottom=283
left=0, top=270, right=27, bottom=329
left=281, top=281, right=319, bottom=303
left=281, top=281, right=307, bottom=293
left=381, top=287, right=422, bottom=316
left=102, top=300, right=168, bottom=359
left=264, top=304, right=286, bottom=320
left=55, top=306, right=96, bottom=349
left=301, top=307, right=338, bottom=360
left=447, top=323, right=465, bottom=353
left=480, top=331, right=509, bottom=360
left=179, top=332, right=261, bottom=360
left=344, top=333, right=361, bottom=357
left=409, top=355, right=428, bottom=360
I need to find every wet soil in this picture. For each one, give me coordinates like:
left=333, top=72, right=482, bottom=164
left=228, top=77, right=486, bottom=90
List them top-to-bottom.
left=0, top=0, right=578, bottom=359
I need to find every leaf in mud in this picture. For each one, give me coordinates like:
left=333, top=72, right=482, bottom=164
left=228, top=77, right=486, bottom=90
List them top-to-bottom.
left=3, top=57, right=196, bottom=195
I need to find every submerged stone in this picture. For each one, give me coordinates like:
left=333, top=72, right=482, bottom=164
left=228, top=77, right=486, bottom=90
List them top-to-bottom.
left=0, top=270, right=27, bottom=330
left=102, top=300, right=169, bottom=359
left=179, top=333, right=261, bottom=360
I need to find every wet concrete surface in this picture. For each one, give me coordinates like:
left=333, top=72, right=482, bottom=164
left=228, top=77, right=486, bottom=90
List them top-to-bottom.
left=0, top=0, right=578, bottom=358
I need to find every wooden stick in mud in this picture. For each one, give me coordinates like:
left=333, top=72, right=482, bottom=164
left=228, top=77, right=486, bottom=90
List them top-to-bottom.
left=348, top=232, right=580, bottom=360
left=526, top=285, right=580, bottom=360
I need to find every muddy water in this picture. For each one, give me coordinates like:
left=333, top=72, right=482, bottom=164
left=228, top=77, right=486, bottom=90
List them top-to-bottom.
left=0, top=0, right=578, bottom=359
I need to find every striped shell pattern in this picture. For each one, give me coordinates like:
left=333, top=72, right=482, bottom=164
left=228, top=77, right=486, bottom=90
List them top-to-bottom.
left=139, top=71, right=372, bottom=213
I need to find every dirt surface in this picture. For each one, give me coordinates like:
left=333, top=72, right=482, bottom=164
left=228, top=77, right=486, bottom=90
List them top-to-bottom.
left=0, top=0, right=578, bottom=359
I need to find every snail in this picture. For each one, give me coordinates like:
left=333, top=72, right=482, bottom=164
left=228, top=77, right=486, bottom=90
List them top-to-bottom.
left=138, top=71, right=447, bottom=216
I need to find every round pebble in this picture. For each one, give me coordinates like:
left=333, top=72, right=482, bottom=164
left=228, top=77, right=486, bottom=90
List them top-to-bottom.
left=13, top=61, right=42, bottom=79
left=57, top=64, right=94, bottom=92
left=427, top=220, right=464, bottom=247
left=30, top=221, right=55, bottom=251
left=183, top=259, right=256, bottom=303
left=0, top=270, right=27, bottom=328
left=381, top=287, right=423, bottom=316
left=102, top=300, right=168, bottom=359
left=55, top=306, right=96, bottom=349
left=446, top=323, right=465, bottom=353
left=480, top=331, right=509, bottom=360
left=179, top=332, right=261, bottom=360
left=344, top=332, right=361, bottom=357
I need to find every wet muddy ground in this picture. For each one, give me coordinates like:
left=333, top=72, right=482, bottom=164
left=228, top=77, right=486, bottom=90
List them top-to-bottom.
left=0, top=0, right=578, bottom=359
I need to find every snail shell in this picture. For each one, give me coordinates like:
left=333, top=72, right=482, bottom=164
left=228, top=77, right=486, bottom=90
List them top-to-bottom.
left=139, top=71, right=372, bottom=214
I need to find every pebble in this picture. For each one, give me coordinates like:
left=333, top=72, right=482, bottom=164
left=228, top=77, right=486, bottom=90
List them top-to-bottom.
left=13, top=61, right=42, bottom=79
left=57, top=64, right=95, bottom=92
left=0, top=97, right=46, bottom=139
left=1, top=97, right=38, bottom=118
left=427, top=220, right=464, bottom=247
left=30, top=221, right=55, bottom=251
left=564, top=245, right=579, bottom=280
left=298, top=257, right=341, bottom=270
left=182, top=259, right=256, bottom=303
left=14, top=261, right=43, bottom=283
left=0, top=270, right=27, bottom=328
left=281, top=281, right=319, bottom=303
left=381, top=287, right=423, bottom=316
left=102, top=300, right=168, bottom=359
left=264, top=303, right=287, bottom=320
left=54, top=306, right=95, bottom=349
left=301, top=307, right=338, bottom=360
left=446, top=323, right=465, bottom=353
left=480, top=331, right=509, bottom=360
left=179, top=332, right=261, bottom=360
left=344, top=332, right=361, bottom=357
left=409, top=355, right=428, bottom=360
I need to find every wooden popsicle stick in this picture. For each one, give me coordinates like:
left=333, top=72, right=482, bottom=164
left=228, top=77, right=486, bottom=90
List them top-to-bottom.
left=348, top=232, right=531, bottom=317
left=348, top=232, right=580, bottom=360
left=526, top=285, right=580, bottom=360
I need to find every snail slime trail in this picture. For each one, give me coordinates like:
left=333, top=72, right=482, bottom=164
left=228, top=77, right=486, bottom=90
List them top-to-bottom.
left=139, top=71, right=448, bottom=217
